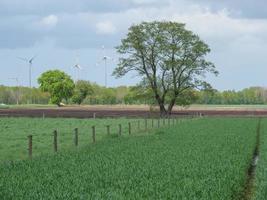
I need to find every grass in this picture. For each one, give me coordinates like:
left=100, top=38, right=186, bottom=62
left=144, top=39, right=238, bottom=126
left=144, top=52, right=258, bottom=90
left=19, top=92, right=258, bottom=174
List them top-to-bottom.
left=0, top=117, right=259, bottom=199
left=0, top=117, right=157, bottom=161
left=253, top=118, right=267, bottom=200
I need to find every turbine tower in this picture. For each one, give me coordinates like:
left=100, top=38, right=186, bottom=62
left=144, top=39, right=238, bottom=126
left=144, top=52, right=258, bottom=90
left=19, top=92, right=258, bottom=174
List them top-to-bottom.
left=97, top=46, right=114, bottom=87
left=17, top=55, right=37, bottom=88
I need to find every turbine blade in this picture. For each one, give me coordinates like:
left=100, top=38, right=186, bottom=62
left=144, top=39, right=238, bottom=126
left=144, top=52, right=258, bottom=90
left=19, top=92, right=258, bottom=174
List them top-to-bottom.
left=29, top=54, right=38, bottom=62
left=17, top=57, right=28, bottom=62
left=74, top=64, right=82, bottom=69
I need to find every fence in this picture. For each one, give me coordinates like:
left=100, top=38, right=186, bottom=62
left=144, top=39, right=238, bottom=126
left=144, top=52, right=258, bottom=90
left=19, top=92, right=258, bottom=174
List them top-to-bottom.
left=24, top=116, right=198, bottom=159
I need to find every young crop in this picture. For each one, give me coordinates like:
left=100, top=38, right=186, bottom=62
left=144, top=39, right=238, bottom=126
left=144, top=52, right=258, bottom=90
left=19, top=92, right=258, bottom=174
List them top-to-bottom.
left=0, top=118, right=258, bottom=199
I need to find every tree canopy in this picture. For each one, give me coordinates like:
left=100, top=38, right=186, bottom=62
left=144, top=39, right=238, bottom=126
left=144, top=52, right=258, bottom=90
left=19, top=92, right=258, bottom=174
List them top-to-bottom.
left=113, top=21, right=218, bottom=115
left=38, top=70, right=75, bottom=106
left=72, top=80, right=93, bottom=105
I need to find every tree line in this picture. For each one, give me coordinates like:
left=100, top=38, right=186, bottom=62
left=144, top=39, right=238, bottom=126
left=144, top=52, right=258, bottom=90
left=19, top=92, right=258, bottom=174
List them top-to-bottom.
left=1, top=83, right=267, bottom=106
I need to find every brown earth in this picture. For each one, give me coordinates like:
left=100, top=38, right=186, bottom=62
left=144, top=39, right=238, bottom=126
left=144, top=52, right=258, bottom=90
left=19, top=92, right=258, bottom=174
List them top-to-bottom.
left=1, top=106, right=267, bottom=118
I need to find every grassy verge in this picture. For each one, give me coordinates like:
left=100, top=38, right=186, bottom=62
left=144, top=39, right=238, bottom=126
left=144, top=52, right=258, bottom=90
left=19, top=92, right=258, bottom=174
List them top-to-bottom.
left=0, top=118, right=257, bottom=199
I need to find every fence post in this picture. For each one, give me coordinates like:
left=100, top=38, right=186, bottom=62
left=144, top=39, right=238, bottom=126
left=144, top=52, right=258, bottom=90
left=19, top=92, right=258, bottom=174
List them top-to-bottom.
left=163, top=117, right=165, bottom=126
left=168, top=117, right=170, bottom=127
left=145, top=118, right=148, bottom=131
left=158, top=118, right=160, bottom=128
left=152, top=119, right=154, bottom=128
left=138, top=121, right=140, bottom=131
left=128, top=122, right=131, bottom=135
left=118, top=124, right=122, bottom=136
left=106, top=125, right=110, bottom=135
left=92, top=126, right=96, bottom=143
left=74, top=128, right=78, bottom=147
left=53, top=130, right=58, bottom=153
left=28, top=135, right=32, bottom=159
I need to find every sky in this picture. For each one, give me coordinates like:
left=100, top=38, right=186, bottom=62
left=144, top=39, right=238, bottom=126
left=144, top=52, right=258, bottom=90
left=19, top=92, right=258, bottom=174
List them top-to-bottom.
left=1, top=0, right=267, bottom=91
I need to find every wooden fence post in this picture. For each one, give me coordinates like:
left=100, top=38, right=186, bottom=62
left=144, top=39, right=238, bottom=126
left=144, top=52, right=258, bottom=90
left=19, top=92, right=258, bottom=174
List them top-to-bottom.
left=168, top=117, right=170, bottom=127
left=145, top=118, right=148, bottom=131
left=158, top=118, right=160, bottom=128
left=163, top=118, right=165, bottom=126
left=152, top=119, right=154, bottom=128
left=138, top=121, right=140, bottom=131
left=128, top=122, right=131, bottom=135
left=118, top=124, right=122, bottom=136
left=106, top=125, right=110, bottom=135
left=92, top=126, right=96, bottom=143
left=74, top=128, right=78, bottom=147
left=53, top=130, right=58, bottom=152
left=28, top=135, right=32, bottom=159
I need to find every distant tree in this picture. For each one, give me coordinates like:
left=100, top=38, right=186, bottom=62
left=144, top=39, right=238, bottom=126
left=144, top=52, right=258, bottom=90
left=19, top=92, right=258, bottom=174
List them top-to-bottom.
left=113, top=21, right=218, bottom=115
left=38, top=70, right=75, bottom=106
left=72, top=80, right=93, bottom=105
left=115, top=86, right=129, bottom=104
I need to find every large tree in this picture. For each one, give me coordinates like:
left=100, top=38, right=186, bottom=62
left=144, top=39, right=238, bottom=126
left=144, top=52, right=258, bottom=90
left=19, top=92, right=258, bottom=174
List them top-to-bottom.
left=113, top=21, right=218, bottom=115
left=38, top=70, right=75, bottom=106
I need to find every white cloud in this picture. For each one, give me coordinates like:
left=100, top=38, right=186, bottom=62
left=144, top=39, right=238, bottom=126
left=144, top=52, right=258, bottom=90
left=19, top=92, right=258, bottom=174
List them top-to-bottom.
left=40, top=14, right=58, bottom=28
left=96, top=21, right=116, bottom=34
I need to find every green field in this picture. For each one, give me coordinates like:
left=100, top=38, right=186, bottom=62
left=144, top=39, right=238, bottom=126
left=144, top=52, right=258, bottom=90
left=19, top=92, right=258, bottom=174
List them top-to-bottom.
left=0, top=117, right=262, bottom=199
left=0, top=117, right=157, bottom=161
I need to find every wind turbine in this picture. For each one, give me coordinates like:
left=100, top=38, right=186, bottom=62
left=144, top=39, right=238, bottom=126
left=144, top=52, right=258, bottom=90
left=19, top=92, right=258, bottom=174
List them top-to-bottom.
left=97, top=45, right=114, bottom=87
left=72, top=53, right=83, bottom=82
left=17, top=55, right=37, bottom=88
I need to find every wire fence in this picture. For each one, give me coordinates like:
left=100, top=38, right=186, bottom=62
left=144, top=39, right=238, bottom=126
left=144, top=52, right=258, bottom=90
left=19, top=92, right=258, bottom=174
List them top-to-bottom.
left=0, top=115, right=201, bottom=161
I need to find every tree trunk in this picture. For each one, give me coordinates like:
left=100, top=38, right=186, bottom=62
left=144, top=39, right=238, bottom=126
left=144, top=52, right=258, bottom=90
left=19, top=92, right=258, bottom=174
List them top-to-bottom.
left=155, top=96, right=167, bottom=116
left=167, top=98, right=176, bottom=115
left=159, top=103, right=167, bottom=116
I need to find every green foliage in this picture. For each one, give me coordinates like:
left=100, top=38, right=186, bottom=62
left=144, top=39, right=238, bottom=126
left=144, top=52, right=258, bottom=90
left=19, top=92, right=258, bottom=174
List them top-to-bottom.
left=114, top=21, right=218, bottom=114
left=38, top=70, right=75, bottom=106
left=72, top=80, right=93, bottom=105
left=124, top=81, right=155, bottom=105
left=0, top=85, right=50, bottom=105
left=196, top=87, right=267, bottom=105
left=0, top=118, right=258, bottom=199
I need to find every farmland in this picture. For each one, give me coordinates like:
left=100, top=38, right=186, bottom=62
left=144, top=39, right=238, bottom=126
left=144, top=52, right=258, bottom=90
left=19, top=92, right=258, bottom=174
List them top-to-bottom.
left=0, top=117, right=261, bottom=199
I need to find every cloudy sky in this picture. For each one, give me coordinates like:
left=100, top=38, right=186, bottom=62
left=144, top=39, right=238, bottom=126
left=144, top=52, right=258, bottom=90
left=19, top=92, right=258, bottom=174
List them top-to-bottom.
left=1, top=0, right=267, bottom=90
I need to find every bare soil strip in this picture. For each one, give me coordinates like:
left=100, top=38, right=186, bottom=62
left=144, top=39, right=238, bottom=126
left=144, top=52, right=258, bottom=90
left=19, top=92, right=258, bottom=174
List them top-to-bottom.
left=1, top=107, right=267, bottom=118
left=237, top=119, right=261, bottom=200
